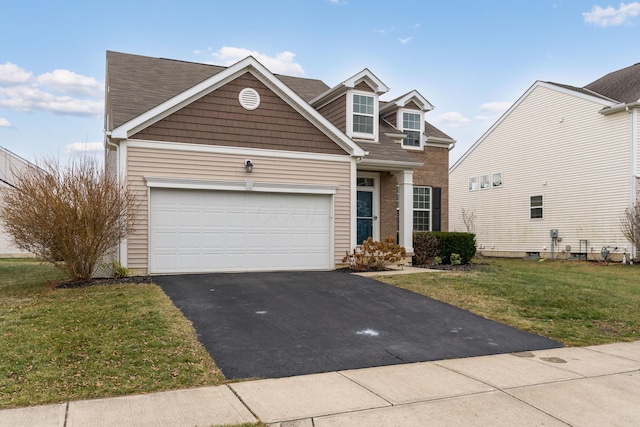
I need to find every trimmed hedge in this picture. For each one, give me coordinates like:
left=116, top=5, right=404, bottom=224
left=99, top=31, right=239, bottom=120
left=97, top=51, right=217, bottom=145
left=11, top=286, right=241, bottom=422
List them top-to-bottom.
left=413, top=232, right=476, bottom=265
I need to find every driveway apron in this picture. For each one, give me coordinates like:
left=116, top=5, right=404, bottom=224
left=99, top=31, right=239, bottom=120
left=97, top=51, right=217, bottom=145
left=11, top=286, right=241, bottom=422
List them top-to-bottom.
left=155, top=271, right=562, bottom=379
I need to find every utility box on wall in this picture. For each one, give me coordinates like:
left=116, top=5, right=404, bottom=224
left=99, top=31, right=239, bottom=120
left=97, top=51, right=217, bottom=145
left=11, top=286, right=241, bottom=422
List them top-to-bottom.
left=550, top=229, right=558, bottom=238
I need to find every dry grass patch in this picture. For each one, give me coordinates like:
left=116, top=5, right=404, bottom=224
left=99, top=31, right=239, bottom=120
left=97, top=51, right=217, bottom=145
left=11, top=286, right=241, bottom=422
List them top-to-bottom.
left=0, top=258, right=224, bottom=409
left=377, top=259, right=640, bottom=346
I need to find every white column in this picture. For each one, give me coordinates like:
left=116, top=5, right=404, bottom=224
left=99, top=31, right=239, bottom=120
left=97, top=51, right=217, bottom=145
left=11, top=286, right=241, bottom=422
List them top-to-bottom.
left=398, top=170, right=414, bottom=254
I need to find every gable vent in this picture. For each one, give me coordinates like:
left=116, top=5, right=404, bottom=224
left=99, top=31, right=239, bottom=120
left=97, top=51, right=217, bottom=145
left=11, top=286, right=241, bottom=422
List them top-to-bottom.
left=239, top=88, right=260, bottom=110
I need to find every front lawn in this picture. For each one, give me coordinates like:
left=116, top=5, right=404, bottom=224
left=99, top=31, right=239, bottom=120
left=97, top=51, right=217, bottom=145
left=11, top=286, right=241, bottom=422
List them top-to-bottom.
left=0, top=258, right=224, bottom=409
left=377, top=259, right=640, bottom=346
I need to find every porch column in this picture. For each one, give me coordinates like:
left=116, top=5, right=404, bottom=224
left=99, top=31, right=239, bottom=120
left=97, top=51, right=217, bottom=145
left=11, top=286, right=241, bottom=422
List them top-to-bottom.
left=398, top=170, right=414, bottom=254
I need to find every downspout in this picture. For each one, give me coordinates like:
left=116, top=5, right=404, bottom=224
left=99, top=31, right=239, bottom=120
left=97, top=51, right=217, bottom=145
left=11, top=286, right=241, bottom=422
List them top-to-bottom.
left=630, top=107, right=638, bottom=260
left=104, top=133, right=126, bottom=266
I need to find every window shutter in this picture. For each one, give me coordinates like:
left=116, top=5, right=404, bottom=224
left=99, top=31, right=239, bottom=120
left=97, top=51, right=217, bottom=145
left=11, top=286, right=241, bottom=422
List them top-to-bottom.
left=432, top=187, right=441, bottom=231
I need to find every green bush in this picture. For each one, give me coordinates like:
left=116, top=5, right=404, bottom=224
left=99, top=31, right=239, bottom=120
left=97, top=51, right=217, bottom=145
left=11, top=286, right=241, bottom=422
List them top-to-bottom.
left=413, top=232, right=476, bottom=265
left=450, top=253, right=462, bottom=266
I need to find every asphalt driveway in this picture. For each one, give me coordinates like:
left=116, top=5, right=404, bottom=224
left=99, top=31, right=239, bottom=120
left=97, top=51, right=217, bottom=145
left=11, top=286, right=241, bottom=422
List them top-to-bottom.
left=155, top=271, right=562, bottom=379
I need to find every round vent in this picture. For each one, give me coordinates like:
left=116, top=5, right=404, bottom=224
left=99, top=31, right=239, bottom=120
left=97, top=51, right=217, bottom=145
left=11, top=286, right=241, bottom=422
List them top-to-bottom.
left=238, top=88, right=260, bottom=110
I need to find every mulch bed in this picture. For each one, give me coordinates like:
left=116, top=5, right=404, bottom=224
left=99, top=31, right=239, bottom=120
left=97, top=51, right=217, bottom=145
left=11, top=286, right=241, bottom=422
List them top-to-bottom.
left=55, top=276, right=154, bottom=289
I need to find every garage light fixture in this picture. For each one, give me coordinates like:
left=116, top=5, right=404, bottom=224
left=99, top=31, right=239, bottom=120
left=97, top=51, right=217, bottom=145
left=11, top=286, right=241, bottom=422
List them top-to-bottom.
left=245, top=159, right=253, bottom=173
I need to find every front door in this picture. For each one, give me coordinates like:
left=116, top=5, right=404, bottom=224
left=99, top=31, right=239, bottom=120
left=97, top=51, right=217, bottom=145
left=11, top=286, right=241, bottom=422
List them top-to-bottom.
left=356, top=173, right=379, bottom=245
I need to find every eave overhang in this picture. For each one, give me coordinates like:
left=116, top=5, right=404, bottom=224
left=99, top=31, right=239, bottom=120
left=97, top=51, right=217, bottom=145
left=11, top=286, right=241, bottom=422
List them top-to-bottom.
left=310, top=68, right=390, bottom=108
left=599, top=101, right=640, bottom=115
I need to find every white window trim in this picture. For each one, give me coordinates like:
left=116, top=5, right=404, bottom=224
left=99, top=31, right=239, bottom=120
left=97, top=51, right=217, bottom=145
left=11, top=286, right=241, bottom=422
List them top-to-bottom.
left=347, top=90, right=379, bottom=142
left=398, top=108, right=424, bottom=150
left=492, top=172, right=503, bottom=188
left=480, top=174, right=491, bottom=190
left=468, top=176, right=478, bottom=191
left=413, top=186, right=432, bottom=232
left=530, top=195, right=544, bottom=220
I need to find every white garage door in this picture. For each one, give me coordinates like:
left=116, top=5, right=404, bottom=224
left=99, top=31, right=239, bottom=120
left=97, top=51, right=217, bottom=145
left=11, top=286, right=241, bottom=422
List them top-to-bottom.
left=149, top=188, right=332, bottom=273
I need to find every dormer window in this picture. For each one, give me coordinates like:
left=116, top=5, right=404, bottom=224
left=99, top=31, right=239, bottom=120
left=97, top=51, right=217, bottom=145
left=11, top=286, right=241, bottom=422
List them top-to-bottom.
left=347, top=90, right=379, bottom=141
left=399, top=109, right=424, bottom=149
left=402, top=112, right=421, bottom=147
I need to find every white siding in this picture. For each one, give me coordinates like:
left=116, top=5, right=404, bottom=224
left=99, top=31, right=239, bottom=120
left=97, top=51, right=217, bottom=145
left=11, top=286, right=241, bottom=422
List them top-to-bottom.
left=450, top=84, right=632, bottom=259
left=126, top=144, right=351, bottom=273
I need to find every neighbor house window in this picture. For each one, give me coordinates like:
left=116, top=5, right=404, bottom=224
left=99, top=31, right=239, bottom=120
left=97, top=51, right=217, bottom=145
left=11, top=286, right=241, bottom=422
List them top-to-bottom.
left=352, top=93, right=375, bottom=135
left=402, top=111, right=421, bottom=147
left=493, top=172, right=503, bottom=188
left=480, top=174, right=490, bottom=189
left=468, top=177, right=478, bottom=191
left=413, top=186, right=431, bottom=231
left=530, top=195, right=543, bottom=219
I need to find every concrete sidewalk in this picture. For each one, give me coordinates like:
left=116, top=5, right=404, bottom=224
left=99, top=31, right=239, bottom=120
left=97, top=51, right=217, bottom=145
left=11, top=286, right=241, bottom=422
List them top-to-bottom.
left=2, top=341, right=640, bottom=427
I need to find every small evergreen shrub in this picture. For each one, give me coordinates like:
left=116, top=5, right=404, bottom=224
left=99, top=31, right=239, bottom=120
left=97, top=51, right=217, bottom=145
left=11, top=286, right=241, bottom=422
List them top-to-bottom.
left=413, top=232, right=476, bottom=265
left=450, top=253, right=462, bottom=266
left=111, top=261, right=129, bottom=279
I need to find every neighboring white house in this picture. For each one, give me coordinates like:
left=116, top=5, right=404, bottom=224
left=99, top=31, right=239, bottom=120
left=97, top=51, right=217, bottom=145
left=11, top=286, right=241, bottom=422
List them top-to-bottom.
left=450, top=63, right=640, bottom=262
left=0, top=146, right=32, bottom=257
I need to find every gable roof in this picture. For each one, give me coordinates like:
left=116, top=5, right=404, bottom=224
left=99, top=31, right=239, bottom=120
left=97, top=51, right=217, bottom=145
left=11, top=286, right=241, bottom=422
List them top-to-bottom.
left=107, top=52, right=365, bottom=157
left=584, top=62, right=640, bottom=104
left=450, top=80, right=617, bottom=172
left=379, top=90, right=435, bottom=114
left=0, top=146, right=31, bottom=188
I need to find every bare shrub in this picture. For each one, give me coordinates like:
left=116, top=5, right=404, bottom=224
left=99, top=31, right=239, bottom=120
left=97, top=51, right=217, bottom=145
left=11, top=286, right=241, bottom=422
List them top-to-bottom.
left=0, top=156, right=138, bottom=280
left=620, top=204, right=640, bottom=257
left=461, top=207, right=476, bottom=233
left=412, top=232, right=439, bottom=266
left=343, top=237, right=407, bottom=271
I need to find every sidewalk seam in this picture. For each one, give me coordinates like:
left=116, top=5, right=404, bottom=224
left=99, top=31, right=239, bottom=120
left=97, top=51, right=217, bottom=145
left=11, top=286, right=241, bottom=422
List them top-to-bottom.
left=336, top=371, right=395, bottom=407
left=225, top=384, right=261, bottom=423
left=63, top=401, right=69, bottom=427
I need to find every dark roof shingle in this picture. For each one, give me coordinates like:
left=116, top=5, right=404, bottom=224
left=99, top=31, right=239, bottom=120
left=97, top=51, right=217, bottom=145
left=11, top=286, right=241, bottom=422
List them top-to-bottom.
left=584, top=62, right=640, bottom=104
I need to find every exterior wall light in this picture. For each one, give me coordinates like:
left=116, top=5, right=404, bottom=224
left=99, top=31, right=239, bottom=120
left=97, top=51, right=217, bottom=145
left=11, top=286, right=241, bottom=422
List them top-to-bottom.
left=245, top=160, right=253, bottom=173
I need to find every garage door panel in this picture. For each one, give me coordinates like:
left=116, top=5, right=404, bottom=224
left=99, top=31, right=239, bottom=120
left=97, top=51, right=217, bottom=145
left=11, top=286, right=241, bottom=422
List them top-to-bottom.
left=150, top=188, right=332, bottom=273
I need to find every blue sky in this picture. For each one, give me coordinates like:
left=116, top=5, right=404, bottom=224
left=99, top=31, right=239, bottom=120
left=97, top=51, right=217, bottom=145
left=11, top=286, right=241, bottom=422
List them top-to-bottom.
left=1, top=0, right=639, bottom=165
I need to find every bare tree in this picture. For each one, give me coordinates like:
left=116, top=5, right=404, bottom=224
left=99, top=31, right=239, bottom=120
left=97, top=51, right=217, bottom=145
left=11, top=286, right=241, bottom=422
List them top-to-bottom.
left=0, top=156, right=138, bottom=280
left=620, top=204, right=640, bottom=257
left=461, top=207, right=476, bottom=233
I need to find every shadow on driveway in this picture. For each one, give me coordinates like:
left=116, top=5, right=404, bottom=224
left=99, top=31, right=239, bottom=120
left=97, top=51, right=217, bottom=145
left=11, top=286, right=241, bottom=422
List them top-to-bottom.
left=155, top=271, right=562, bottom=379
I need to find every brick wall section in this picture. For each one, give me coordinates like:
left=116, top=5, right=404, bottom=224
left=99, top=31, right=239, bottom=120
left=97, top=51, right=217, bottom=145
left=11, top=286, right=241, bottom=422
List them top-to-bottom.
left=133, top=72, right=347, bottom=155
left=318, top=94, right=347, bottom=133
left=409, top=146, right=450, bottom=231
left=379, top=172, right=398, bottom=240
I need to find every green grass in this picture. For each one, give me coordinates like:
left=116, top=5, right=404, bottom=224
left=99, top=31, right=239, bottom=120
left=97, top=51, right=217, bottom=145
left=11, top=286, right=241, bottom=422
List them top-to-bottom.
left=0, top=258, right=224, bottom=409
left=377, top=259, right=640, bottom=346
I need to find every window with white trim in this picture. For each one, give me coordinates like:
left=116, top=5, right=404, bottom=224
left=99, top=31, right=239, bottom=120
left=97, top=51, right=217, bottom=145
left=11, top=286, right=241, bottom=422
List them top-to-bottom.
left=347, top=91, right=378, bottom=140
left=402, top=112, right=421, bottom=147
left=493, top=172, right=503, bottom=188
left=480, top=174, right=490, bottom=190
left=468, top=177, right=478, bottom=191
left=413, top=186, right=431, bottom=231
left=530, top=195, right=543, bottom=219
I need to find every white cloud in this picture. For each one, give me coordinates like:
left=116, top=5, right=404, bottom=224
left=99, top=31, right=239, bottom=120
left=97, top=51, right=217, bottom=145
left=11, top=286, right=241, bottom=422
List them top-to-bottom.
left=327, top=0, right=347, bottom=5
left=583, top=2, right=640, bottom=26
left=373, top=29, right=386, bottom=34
left=399, top=36, right=413, bottom=44
left=211, top=47, right=305, bottom=76
left=0, top=63, right=104, bottom=117
left=0, top=63, right=33, bottom=85
left=37, top=69, right=103, bottom=98
left=475, top=101, right=512, bottom=121
left=434, top=112, right=471, bottom=127
left=0, top=118, right=11, bottom=127
left=65, top=142, right=104, bottom=154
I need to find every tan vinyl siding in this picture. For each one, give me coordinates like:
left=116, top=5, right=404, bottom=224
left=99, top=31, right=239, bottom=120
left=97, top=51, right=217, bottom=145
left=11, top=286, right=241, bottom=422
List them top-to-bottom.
left=133, top=73, right=346, bottom=156
left=450, top=84, right=632, bottom=257
left=318, top=94, right=347, bottom=133
left=126, top=145, right=351, bottom=272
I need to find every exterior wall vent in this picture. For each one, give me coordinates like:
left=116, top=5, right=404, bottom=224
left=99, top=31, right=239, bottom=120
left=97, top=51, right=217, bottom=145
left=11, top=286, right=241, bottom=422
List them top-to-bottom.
left=239, top=88, right=260, bottom=110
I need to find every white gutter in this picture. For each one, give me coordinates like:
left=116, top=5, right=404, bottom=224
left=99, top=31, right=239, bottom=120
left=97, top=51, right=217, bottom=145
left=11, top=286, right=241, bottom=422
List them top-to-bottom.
left=599, top=101, right=640, bottom=115
left=631, top=107, right=638, bottom=260
left=357, top=158, right=423, bottom=171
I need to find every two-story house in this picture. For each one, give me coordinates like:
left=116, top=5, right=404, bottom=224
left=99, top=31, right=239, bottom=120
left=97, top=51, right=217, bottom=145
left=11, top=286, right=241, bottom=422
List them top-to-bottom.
left=105, top=51, right=454, bottom=274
